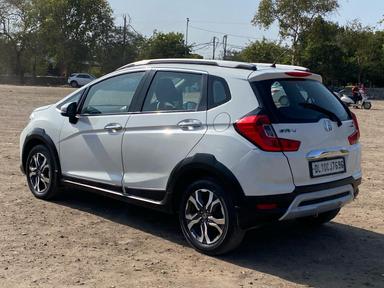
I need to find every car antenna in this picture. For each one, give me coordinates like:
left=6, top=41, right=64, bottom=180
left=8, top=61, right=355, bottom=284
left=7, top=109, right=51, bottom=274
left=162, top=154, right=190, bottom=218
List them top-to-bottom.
left=271, top=46, right=291, bottom=68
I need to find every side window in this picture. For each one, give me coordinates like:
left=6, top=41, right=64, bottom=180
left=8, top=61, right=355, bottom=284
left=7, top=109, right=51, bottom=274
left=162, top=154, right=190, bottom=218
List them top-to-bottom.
left=142, top=71, right=203, bottom=112
left=81, top=72, right=145, bottom=115
left=208, top=76, right=231, bottom=109
left=57, top=89, right=83, bottom=109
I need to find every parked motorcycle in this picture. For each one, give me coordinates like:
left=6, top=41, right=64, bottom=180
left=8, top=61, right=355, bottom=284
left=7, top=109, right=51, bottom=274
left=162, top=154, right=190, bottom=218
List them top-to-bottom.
left=335, top=89, right=372, bottom=110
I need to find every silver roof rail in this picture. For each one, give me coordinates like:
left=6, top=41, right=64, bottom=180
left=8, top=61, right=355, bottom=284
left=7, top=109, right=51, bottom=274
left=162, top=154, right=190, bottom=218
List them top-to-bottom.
left=117, top=58, right=257, bottom=71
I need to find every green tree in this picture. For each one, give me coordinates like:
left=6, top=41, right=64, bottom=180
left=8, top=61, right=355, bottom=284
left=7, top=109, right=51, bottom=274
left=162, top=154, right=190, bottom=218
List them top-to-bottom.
left=0, top=0, right=36, bottom=81
left=32, top=0, right=114, bottom=75
left=252, top=0, right=339, bottom=64
left=300, top=17, right=348, bottom=85
left=340, top=21, right=383, bottom=85
left=96, top=26, right=145, bottom=74
left=140, top=32, right=191, bottom=59
left=234, top=39, right=291, bottom=64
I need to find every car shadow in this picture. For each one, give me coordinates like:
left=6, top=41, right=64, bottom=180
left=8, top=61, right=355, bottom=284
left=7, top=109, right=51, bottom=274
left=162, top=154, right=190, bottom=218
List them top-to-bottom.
left=54, top=188, right=384, bottom=288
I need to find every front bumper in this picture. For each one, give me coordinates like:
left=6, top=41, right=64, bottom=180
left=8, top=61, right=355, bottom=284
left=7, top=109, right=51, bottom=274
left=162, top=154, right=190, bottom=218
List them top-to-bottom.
left=238, top=176, right=361, bottom=229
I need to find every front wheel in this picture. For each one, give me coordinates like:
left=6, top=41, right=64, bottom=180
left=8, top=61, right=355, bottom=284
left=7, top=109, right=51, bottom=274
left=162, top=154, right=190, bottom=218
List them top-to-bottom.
left=70, top=81, right=78, bottom=88
left=26, top=145, right=62, bottom=200
left=179, top=178, right=244, bottom=255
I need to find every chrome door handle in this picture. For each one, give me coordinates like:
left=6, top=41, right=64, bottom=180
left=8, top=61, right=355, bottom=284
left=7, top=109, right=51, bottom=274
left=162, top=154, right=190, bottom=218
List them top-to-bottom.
left=178, top=119, right=202, bottom=130
left=104, top=123, right=123, bottom=132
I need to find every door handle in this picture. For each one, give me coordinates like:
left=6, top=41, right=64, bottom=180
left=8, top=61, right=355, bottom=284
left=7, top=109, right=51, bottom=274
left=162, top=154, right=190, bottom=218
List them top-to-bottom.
left=178, top=119, right=202, bottom=130
left=104, top=123, right=123, bottom=132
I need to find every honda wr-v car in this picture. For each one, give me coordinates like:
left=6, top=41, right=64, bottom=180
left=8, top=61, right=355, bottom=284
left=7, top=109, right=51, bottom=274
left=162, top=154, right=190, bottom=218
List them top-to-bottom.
left=20, top=59, right=362, bottom=255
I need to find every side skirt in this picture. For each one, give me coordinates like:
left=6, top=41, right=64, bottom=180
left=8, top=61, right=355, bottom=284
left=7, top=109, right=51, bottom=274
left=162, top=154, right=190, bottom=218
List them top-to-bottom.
left=61, top=176, right=171, bottom=213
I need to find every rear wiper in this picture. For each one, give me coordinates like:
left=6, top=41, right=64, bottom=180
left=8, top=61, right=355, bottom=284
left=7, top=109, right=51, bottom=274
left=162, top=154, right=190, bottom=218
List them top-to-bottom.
left=298, top=103, right=342, bottom=127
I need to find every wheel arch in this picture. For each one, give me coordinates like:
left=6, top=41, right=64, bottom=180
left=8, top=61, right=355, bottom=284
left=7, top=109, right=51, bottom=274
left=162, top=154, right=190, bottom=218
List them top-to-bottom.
left=22, top=128, right=61, bottom=176
left=165, top=153, right=245, bottom=213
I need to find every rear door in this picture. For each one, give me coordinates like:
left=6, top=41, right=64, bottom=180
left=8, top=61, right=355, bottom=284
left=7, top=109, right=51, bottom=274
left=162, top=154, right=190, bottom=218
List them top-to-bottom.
left=122, top=69, right=207, bottom=197
left=253, top=78, right=360, bottom=186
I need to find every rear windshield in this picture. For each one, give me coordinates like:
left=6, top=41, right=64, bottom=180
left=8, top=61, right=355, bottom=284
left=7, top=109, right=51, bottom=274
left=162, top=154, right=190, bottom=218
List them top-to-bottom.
left=253, top=79, right=350, bottom=123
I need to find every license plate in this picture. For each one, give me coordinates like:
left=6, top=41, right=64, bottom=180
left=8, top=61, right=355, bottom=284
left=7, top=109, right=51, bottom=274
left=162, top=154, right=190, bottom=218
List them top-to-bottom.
left=309, top=158, right=346, bottom=178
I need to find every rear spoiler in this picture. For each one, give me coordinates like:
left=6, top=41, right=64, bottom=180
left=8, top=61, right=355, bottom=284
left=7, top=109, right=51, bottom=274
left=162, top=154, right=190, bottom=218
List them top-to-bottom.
left=253, top=63, right=310, bottom=71
left=248, top=71, right=323, bottom=83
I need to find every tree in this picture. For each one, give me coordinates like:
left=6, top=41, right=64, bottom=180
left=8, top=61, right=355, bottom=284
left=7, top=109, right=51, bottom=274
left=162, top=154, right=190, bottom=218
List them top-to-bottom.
left=0, top=0, right=36, bottom=81
left=32, top=0, right=114, bottom=75
left=252, top=0, right=339, bottom=64
left=300, top=17, right=348, bottom=85
left=340, top=21, right=384, bottom=85
left=96, top=26, right=145, bottom=74
left=140, top=32, right=191, bottom=59
left=234, top=38, right=291, bottom=64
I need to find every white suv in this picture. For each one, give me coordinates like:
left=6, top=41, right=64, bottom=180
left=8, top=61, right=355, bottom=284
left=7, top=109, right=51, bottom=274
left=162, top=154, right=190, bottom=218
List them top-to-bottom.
left=20, top=59, right=362, bottom=255
left=68, top=73, right=96, bottom=88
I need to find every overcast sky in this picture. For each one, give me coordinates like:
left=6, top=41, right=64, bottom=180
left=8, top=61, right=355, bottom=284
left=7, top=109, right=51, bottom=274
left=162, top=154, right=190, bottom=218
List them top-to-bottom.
left=108, top=0, right=384, bottom=58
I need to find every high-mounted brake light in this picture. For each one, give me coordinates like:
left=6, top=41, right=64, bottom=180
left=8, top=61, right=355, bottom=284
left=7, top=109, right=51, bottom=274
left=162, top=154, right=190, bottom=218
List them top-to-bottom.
left=285, top=71, right=312, bottom=77
left=348, top=112, right=360, bottom=145
left=234, top=114, right=300, bottom=152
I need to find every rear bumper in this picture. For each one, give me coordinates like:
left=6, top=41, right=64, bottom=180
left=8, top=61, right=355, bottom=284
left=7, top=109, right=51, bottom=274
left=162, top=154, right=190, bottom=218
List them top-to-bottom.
left=238, top=176, right=361, bottom=229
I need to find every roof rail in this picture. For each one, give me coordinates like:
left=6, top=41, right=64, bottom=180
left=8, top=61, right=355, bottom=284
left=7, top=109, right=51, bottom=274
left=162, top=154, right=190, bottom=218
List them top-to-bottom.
left=117, top=59, right=257, bottom=71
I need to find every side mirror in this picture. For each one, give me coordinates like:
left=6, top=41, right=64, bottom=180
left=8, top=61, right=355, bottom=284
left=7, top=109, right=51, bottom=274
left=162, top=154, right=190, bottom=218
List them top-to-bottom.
left=60, top=102, right=78, bottom=124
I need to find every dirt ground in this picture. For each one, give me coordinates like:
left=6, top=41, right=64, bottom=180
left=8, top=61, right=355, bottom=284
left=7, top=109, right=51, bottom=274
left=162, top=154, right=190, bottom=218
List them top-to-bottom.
left=0, top=84, right=383, bottom=288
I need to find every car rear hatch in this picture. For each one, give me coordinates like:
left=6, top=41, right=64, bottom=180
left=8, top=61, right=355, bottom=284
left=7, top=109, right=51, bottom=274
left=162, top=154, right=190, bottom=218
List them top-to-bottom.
left=249, top=71, right=361, bottom=186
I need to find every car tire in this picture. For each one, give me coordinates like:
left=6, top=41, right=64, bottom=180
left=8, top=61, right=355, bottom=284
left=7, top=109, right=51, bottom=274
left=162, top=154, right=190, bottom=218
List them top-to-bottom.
left=70, top=81, right=78, bottom=88
left=363, top=102, right=372, bottom=110
left=25, top=145, right=62, bottom=200
left=179, top=178, right=245, bottom=255
left=298, top=208, right=340, bottom=226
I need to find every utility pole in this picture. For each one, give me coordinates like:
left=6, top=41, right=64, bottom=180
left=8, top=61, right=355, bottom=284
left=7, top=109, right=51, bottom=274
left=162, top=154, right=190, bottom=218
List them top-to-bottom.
left=122, top=14, right=127, bottom=63
left=185, top=18, right=190, bottom=55
left=222, top=35, right=228, bottom=60
left=212, top=37, right=217, bottom=59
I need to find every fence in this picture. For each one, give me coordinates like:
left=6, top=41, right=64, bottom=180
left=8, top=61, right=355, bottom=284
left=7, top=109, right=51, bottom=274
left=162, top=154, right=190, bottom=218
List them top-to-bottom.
left=0, top=75, right=67, bottom=86
left=366, top=88, right=384, bottom=100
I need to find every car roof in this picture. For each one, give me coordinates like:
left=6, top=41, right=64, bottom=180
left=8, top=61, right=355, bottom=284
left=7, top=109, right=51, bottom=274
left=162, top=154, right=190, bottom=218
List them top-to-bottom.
left=115, top=59, right=321, bottom=82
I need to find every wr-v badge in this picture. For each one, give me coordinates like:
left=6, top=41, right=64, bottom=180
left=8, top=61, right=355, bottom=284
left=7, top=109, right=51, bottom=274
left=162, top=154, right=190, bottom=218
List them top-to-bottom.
left=323, top=119, right=333, bottom=132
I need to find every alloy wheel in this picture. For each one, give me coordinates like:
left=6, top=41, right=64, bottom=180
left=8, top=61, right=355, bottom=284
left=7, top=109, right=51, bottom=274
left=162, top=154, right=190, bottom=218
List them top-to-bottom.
left=28, top=152, right=50, bottom=194
left=184, top=189, right=227, bottom=245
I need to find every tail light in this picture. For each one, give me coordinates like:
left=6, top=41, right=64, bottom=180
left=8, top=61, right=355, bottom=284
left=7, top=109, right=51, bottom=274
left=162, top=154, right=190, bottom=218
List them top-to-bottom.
left=285, top=71, right=312, bottom=77
left=348, top=112, right=360, bottom=145
left=234, top=114, right=300, bottom=152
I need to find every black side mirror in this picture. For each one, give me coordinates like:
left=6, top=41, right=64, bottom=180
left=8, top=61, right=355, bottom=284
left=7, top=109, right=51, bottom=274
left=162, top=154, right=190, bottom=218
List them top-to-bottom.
left=60, top=102, right=78, bottom=124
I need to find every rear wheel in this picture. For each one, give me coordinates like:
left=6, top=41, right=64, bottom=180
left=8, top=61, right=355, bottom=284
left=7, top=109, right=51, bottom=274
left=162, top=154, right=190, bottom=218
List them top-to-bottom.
left=363, top=101, right=372, bottom=109
left=26, top=145, right=62, bottom=200
left=179, top=178, right=244, bottom=255
left=298, top=208, right=340, bottom=226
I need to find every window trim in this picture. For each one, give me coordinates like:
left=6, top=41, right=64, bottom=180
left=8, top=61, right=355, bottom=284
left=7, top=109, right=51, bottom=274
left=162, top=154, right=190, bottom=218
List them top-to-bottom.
left=137, top=69, right=208, bottom=114
left=76, top=70, right=149, bottom=117
left=56, top=88, right=86, bottom=110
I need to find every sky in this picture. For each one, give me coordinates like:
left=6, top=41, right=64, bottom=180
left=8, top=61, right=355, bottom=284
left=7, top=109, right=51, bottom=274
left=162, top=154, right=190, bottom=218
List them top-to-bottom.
left=108, top=0, right=384, bottom=59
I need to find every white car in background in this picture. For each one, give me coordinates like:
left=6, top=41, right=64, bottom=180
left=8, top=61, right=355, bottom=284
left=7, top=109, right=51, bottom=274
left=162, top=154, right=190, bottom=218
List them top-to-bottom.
left=67, top=73, right=96, bottom=88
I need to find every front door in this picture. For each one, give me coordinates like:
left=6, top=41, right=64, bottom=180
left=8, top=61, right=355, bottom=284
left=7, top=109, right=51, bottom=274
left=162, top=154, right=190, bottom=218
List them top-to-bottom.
left=59, top=71, right=146, bottom=187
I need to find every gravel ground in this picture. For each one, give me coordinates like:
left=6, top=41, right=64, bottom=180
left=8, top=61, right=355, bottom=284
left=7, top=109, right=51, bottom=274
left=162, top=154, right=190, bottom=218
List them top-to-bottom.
left=0, top=84, right=383, bottom=288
